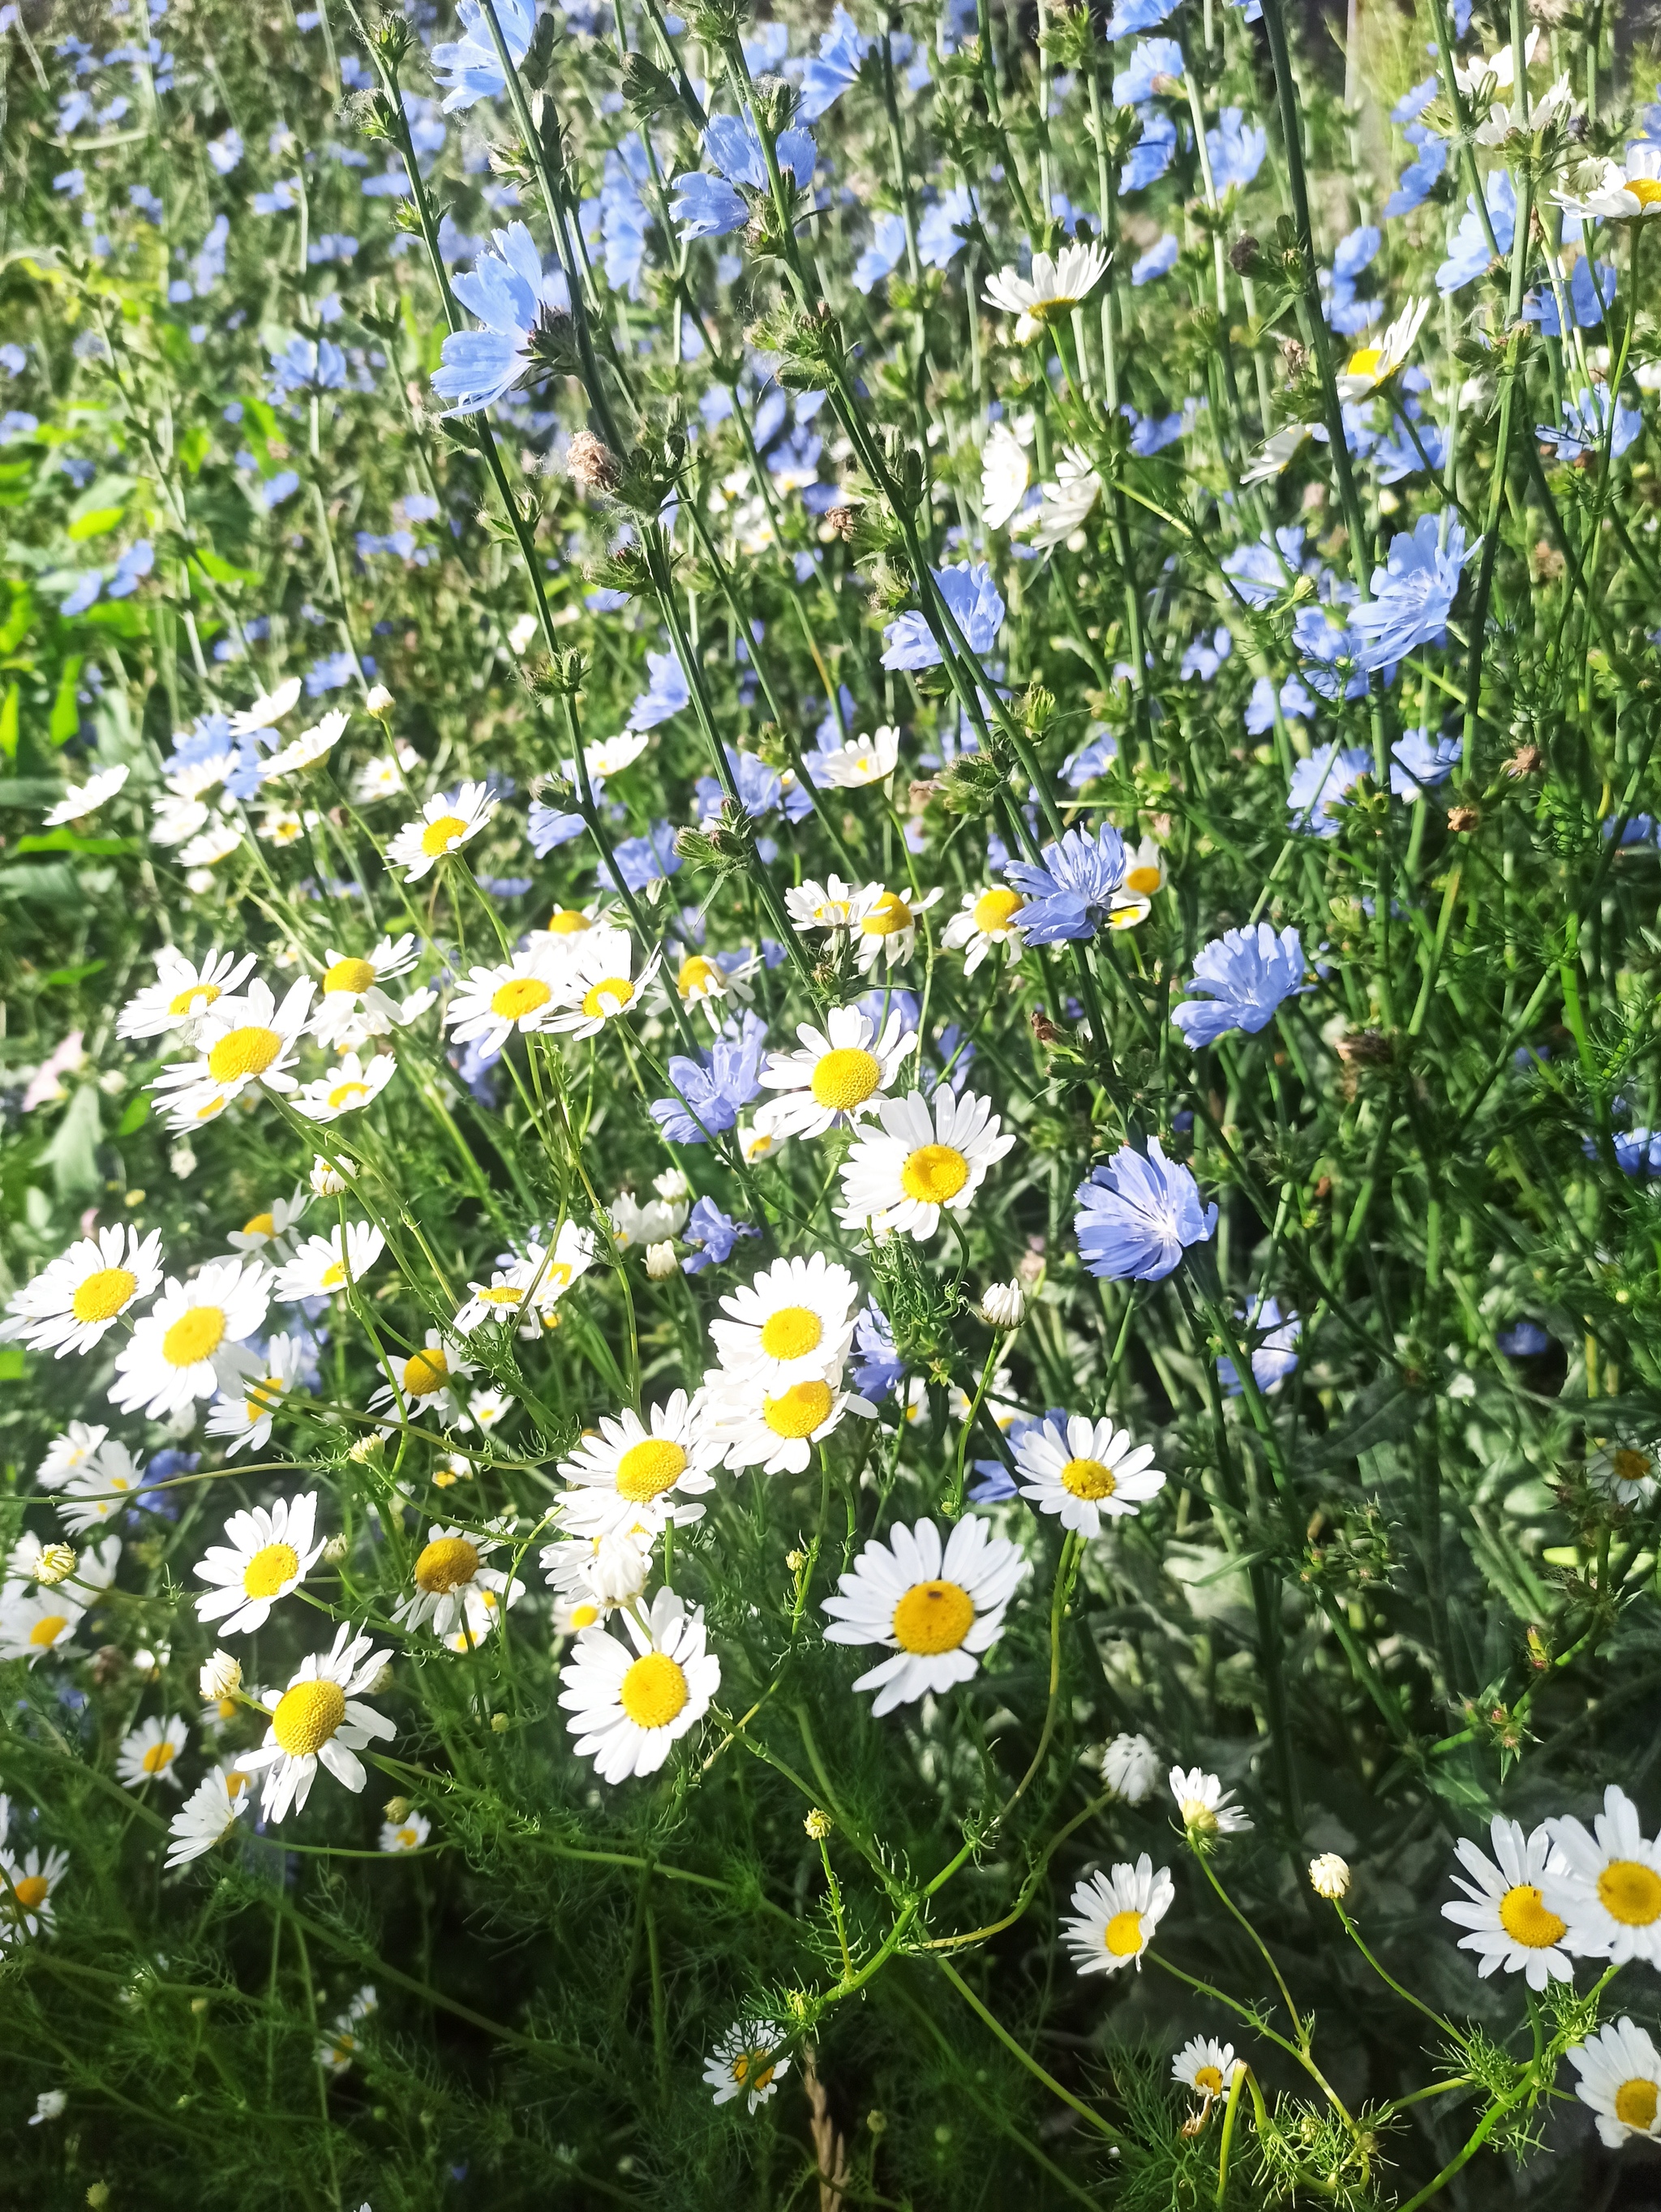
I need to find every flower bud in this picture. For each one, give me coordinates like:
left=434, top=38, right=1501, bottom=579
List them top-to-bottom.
left=363, top=684, right=394, bottom=716
left=311, top=1152, right=355, bottom=1195
left=653, top=1165, right=690, bottom=1201
left=644, top=1241, right=677, bottom=1280
left=980, top=1279, right=1027, bottom=1329
left=590, top=1531, right=650, bottom=1604
left=322, top=1533, right=350, bottom=1563
left=35, top=1542, right=79, bottom=1588
left=199, top=1650, right=242, bottom=1702
left=383, top=1796, right=412, bottom=1823
left=805, top=1808, right=834, bottom=1840
left=1309, top=1852, right=1351, bottom=1900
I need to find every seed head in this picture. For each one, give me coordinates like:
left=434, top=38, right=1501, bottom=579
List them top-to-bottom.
left=566, top=429, right=621, bottom=493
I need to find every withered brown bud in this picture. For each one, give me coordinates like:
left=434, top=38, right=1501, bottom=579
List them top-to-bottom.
left=1229, top=234, right=1260, bottom=273
left=1280, top=340, right=1308, bottom=378
left=566, top=430, right=621, bottom=493
left=824, top=504, right=857, bottom=541
left=1504, top=744, right=1544, bottom=778
left=908, top=778, right=942, bottom=809
left=1448, top=804, right=1480, bottom=833
left=1031, top=1009, right=1061, bottom=1044
left=1337, top=1029, right=1393, bottom=1067
left=92, top=1644, right=127, bottom=1687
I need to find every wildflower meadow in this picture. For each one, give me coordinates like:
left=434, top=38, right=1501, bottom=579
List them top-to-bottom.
left=7, top=0, right=1661, bottom=2199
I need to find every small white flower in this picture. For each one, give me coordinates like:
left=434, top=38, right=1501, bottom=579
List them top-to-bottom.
left=985, top=240, right=1109, bottom=341
left=1334, top=298, right=1431, bottom=403
left=981, top=418, right=1032, bottom=530
left=1028, top=445, right=1102, bottom=551
left=229, top=675, right=303, bottom=735
left=363, top=683, right=395, bottom=715
left=259, top=708, right=350, bottom=780
left=818, top=726, right=902, bottom=789
left=44, top=763, right=130, bottom=825
left=385, top=780, right=497, bottom=880
left=941, top=885, right=1028, bottom=973
left=549, top=927, right=662, bottom=1038
left=444, top=941, right=571, bottom=1056
left=117, top=947, right=258, bottom=1041
left=150, top=977, right=315, bottom=1130
left=753, top=1002, right=919, bottom=1142
left=290, top=1048, right=397, bottom=1123
left=836, top=1086, right=1015, bottom=1242
left=272, top=1222, right=387, bottom=1303
left=1, top=1223, right=165, bottom=1357
left=644, top=1240, right=677, bottom=1279
left=706, top=1252, right=863, bottom=1391
left=109, top=1258, right=271, bottom=1419
left=367, top=1329, right=474, bottom=1426
left=205, top=1331, right=310, bottom=1455
left=703, top=1367, right=870, bottom=1477
left=556, top=1391, right=721, bottom=1538
left=1014, top=1413, right=1165, bottom=1538
left=1586, top=1441, right=1659, bottom=1507
left=194, top=1493, right=325, bottom=1637
left=822, top=1516, right=1028, bottom=1716
left=393, top=1522, right=522, bottom=1640
left=557, top=1588, right=720, bottom=1783
left=238, top=1623, right=396, bottom=1822
left=199, top=1650, right=242, bottom=1702
left=115, top=1713, right=190, bottom=1790
left=1103, top=1731, right=1161, bottom=1804
left=1170, top=1765, right=1253, bottom=1837
left=165, top=1767, right=251, bottom=1869
left=1543, top=1785, right=1661, bottom=1966
left=380, top=1808, right=431, bottom=1853
left=1440, top=1816, right=1577, bottom=1987
left=1309, top=1852, right=1352, bottom=1901
left=1062, top=1854, right=1174, bottom=1975
left=1569, top=2017, right=1661, bottom=2148
left=703, top=2019, right=792, bottom=2112
left=1173, top=2034, right=1241, bottom=2101
left=28, top=2090, right=67, bottom=2124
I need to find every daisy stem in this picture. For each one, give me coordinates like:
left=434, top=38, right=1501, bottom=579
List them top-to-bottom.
left=945, top=1331, right=1006, bottom=1519
left=992, top=1528, right=1079, bottom=1826
left=818, top=1836, right=852, bottom=1979
left=1193, top=1849, right=1312, bottom=2059
left=1332, top=1901, right=1470, bottom=2051
left=1151, top=1952, right=1352, bottom=2125
left=934, top=1957, right=1122, bottom=2141
left=1215, top=2059, right=1248, bottom=2208
left=1393, top=2085, right=1529, bottom=2212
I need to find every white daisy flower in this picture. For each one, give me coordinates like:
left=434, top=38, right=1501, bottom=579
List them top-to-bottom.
left=1554, top=144, right=1661, bottom=224
left=984, top=240, right=1109, bottom=341
left=1334, top=298, right=1431, bottom=402
left=981, top=418, right=1032, bottom=531
left=1240, top=422, right=1315, bottom=486
left=1028, top=445, right=1103, bottom=551
left=229, top=675, right=303, bottom=735
left=257, top=708, right=350, bottom=781
left=818, top=727, right=902, bottom=790
left=564, top=731, right=650, bottom=783
left=354, top=742, right=418, bottom=803
left=43, top=763, right=130, bottom=826
left=385, top=780, right=497, bottom=880
left=149, top=791, right=212, bottom=847
left=255, top=805, right=314, bottom=847
left=178, top=820, right=245, bottom=872
left=1123, top=836, right=1166, bottom=899
left=784, top=874, right=868, bottom=935
left=851, top=884, right=943, bottom=974
left=941, top=886, right=1028, bottom=974
left=525, top=902, right=616, bottom=953
left=549, top=928, right=662, bottom=1039
left=309, top=934, right=424, bottom=1047
left=445, top=941, right=571, bottom=1057
left=664, top=946, right=758, bottom=1027
left=150, top=978, right=315, bottom=1128
left=754, top=1004, right=919, bottom=1142
left=290, top=1048, right=398, bottom=1123
left=836, top=1086, right=1015, bottom=1242
left=738, top=1121, right=787, bottom=1164
left=610, top=1190, right=689, bottom=1250
left=224, top=1191, right=307, bottom=1258
left=515, top=1220, right=600, bottom=1328
left=272, top=1221, right=387, bottom=1303
left=1, top=1223, right=164, bottom=1357
left=706, top=1254, right=863, bottom=1391
left=109, top=1258, right=271, bottom=1419
left=453, top=1267, right=539, bottom=1335
left=367, top=1329, right=474, bottom=1425
left=205, top=1331, right=309, bottom=1455
left=704, top=1367, right=871, bottom=1477
left=460, top=1386, right=514, bottom=1433
left=557, top=1391, right=721, bottom=1537
left=1014, top=1413, right=1166, bottom=1538
left=34, top=1422, right=112, bottom=1489
left=54, top=1438, right=146, bottom=1534
left=1586, top=1441, right=1660, bottom=1507
left=192, top=1491, right=324, bottom=1636
left=822, top=1515, right=1028, bottom=1717
left=393, top=1521, right=522, bottom=1639
left=541, top=1526, right=655, bottom=1632
left=0, top=1537, right=118, bottom=1665
left=559, top=1588, right=719, bottom=1783
left=239, top=1623, right=396, bottom=1823
left=114, top=1713, right=189, bottom=1791
left=1103, top=1731, right=1162, bottom=1804
left=1170, top=1766, right=1253, bottom=1837
left=165, top=1768, right=251, bottom=1869
left=1544, top=1785, right=1661, bottom=1966
left=381, top=1808, right=431, bottom=1853
left=1440, top=1815, right=1577, bottom=1990
left=0, top=1842, right=70, bottom=1941
left=1062, top=1854, right=1175, bottom=1975
left=319, top=1987, right=379, bottom=2075
left=1569, top=2017, right=1661, bottom=2148
left=703, top=2020, right=792, bottom=2112
left=1173, top=2034, right=1241, bottom=2102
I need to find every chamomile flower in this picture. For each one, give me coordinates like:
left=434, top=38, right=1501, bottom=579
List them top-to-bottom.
left=1554, top=144, right=1661, bottom=224
left=985, top=240, right=1109, bottom=341
left=1333, top=298, right=1431, bottom=401
left=229, top=675, right=303, bottom=735
left=258, top=708, right=349, bottom=780
left=819, top=726, right=902, bottom=789
left=43, top=762, right=130, bottom=825
left=385, top=780, right=497, bottom=880
left=783, top=875, right=866, bottom=935
left=852, top=883, right=943, bottom=973
left=941, top=885, right=1028, bottom=972
left=525, top=902, right=616, bottom=953
left=549, top=928, right=662, bottom=1038
left=309, top=934, right=424, bottom=1045
left=445, top=941, right=571, bottom=1055
left=666, top=946, right=758, bottom=1027
left=117, top=947, right=258, bottom=1041
left=151, top=978, right=316, bottom=1129
left=754, top=1004, right=919, bottom=1142
left=290, top=1048, right=398, bottom=1123
left=836, top=1087, right=1015, bottom=1242
left=225, top=1192, right=307, bottom=1258
left=272, top=1222, right=387, bottom=1303
left=1, top=1223, right=164, bottom=1357
left=707, top=1254, right=863, bottom=1391
left=109, top=1258, right=271, bottom=1418
left=367, top=1329, right=474, bottom=1425
left=205, top=1331, right=309, bottom=1455
left=705, top=1367, right=871, bottom=1477
left=557, top=1392, right=722, bottom=1537
left=1014, top=1413, right=1166, bottom=1537
left=34, top=1423, right=112, bottom=1489
left=54, top=1438, right=146, bottom=1533
left=1586, top=1441, right=1660, bottom=1507
left=193, top=1492, right=325, bottom=1636
left=822, top=1515, right=1027, bottom=1716
left=393, top=1521, right=521, bottom=1638
left=541, top=1526, right=655, bottom=1631
left=0, top=1537, right=117, bottom=1665
left=435, top=1585, right=517, bottom=1649
left=557, top=1588, right=720, bottom=1783
left=238, top=1624, right=395, bottom=1822
left=115, top=1713, right=189, bottom=1791
left=1104, top=1731, right=1162, bottom=1803
left=1170, top=1766, right=1253, bottom=1837
left=165, top=1768, right=251, bottom=1868
left=1544, top=1785, right=1661, bottom=1966
left=380, top=1808, right=431, bottom=1853
left=1441, top=1815, right=1577, bottom=1989
left=0, top=1842, right=70, bottom=1942
left=1062, top=1854, right=1175, bottom=1975
left=318, top=1987, right=378, bottom=2075
left=1569, top=2018, right=1661, bottom=2148
left=703, top=2020, right=792, bottom=2112
left=1173, top=2036, right=1240, bottom=2103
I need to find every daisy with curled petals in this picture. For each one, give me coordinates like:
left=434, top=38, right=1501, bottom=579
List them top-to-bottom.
left=985, top=239, right=1109, bottom=342
left=230, top=675, right=303, bottom=735
left=257, top=708, right=349, bottom=782
left=818, top=726, right=901, bottom=791
left=43, top=762, right=130, bottom=826
left=385, top=779, right=497, bottom=880
left=783, top=875, right=866, bottom=936
left=852, top=883, right=944, bottom=974
left=942, top=885, right=1027, bottom=974
left=549, top=928, right=662, bottom=1039
left=309, top=933, right=425, bottom=1047
left=444, top=940, right=570, bottom=1057
left=117, top=945, right=257, bottom=1042
left=663, top=945, right=759, bottom=1028
left=150, top=977, right=316, bottom=1130
left=754, top=1003, right=918, bottom=1142
left=290, top=1048, right=398, bottom=1124
left=835, top=1087, right=1015, bottom=1242
left=225, top=1192, right=307, bottom=1258
left=272, top=1221, right=387, bottom=1303
left=1, top=1223, right=163, bottom=1357
left=707, top=1253, right=862, bottom=1391
left=109, top=1258, right=270, bottom=1418
left=368, top=1328, right=474, bottom=1426
left=206, top=1332, right=310, bottom=1455
left=705, top=1368, right=871, bottom=1476
left=556, top=1391, right=722, bottom=1537
left=1014, top=1413, right=1166, bottom=1538
left=34, top=1422, right=112, bottom=1489
left=54, top=1438, right=146, bottom=1534
left=193, top=1491, right=324, bottom=1637
left=822, top=1515, right=1028, bottom=1717
left=393, top=1520, right=521, bottom=1639
left=541, top=1526, right=655, bottom=1633
left=558, top=1588, right=719, bottom=1783
left=241, top=1624, right=395, bottom=1823
left=115, top=1714, right=189, bottom=1791
left=1170, top=1766, right=1253, bottom=1838
left=165, top=1768, right=251, bottom=1870
left=1544, top=1785, right=1661, bottom=1966
left=381, top=1808, right=431, bottom=1854
left=1441, top=1814, right=1577, bottom=1990
left=0, top=1840, right=70, bottom=1942
left=1062, top=1854, right=1174, bottom=1976
left=1569, top=2018, right=1661, bottom=2149
left=704, top=2021, right=792, bottom=2112
left=1173, top=2036, right=1240, bottom=2107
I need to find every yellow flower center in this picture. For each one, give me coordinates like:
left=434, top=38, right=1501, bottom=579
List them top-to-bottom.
left=1628, top=178, right=1661, bottom=208
left=1345, top=345, right=1384, bottom=380
left=420, top=812, right=469, bottom=855
left=1125, top=862, right=1162, bottom=895
left=972, top=887, right=1024, bottom=932
left=861, top=890, right=914, bottom=937
left=547, top=908, right=591, bottom=933
left=678, top=954, right=721, bottom=997
left=324, top=957, right=376, bottom=996
left=491, top=975, right=552, bottom=1022
left=580, top=975, right=634, bottom=1020
left=168, top=980, right=220, bottom=1016
left=208, top=1026, right=283, bottom=1083
left=809, top=1047, right=881, bottom=1111
left=328, top=1081, right=370, bottom=1110
left=900, top=1143, right=969, bottom=1205
left=242, top=1211, right=277, bottom=1240
left=319, top=1261, right=348, bottom=1291
left=72, top=1266, right=137, bottom=1322
left=162, top=1304, right=226, bottom=1367
left=758, top=1305, right=823, bottom=1361
left=402, top=1348, right=449, bottom=1396
left=763, top=1379, right=834, bottom=1439
left=615, top=1438, right=689, bottom=1501
left=1613, top=1447, right=1653, bottom=1488
left=1061, top=1455, right=1117, bottom=1500
left=415, top=1535, right=480, bottom=1593
left=243, top=1541, right=300, bottom=1599
left=891, top=1579, right=976, bottom=1654
left=569, top=1601, right=599, bottom=1630
left=29, top=1615, right=69, bottom=1649
left=618, top=1650, right=689, bottom=1730
left=272, top=1678, right=346, bottom=1755
left=141, top=1738, right=178, bottom=1775
left=396, top=1825, right=419, bottom=1849
left=1599, top=1859, right=1661, bottom=1927
left=11, top=1874, right=49, bottom=1911
left=1497, top=1884, right=1566, bottom=1949
left=1104, top=1910, right=1144, bottom=1957
left=732, top=2053, right=776, bottom=2090
left=1194, top=2064, right=1224, bottom=2094
left=1617, top=2077, right=1659, bottom=2130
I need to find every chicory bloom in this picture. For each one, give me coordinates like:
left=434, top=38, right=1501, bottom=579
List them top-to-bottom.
left=431, top=0, right=534, bottom=111
left=799, top=5, right=869, bottom=119
left=1113, top=37, right=1183, bottom=103
left=1120, top=106, right=1176, bottom=192
left=1207, top=109, right=1267, bottom=193
left=671, top=115, right=816, bottom=242
left=1384, top=127, right=1447, bottom=220
left=1436, top=169, right=1514, bottom=294
left=917, top=186, right=973, bottom=270
left=855, top=211, right=909, bottom=293
left=431, top=223, right=570, bottom=418
left=1131, top=234, right=1178, bottom=285
left=1523, top=255, right=1615, bottom=337
left=268, top=337, right=347, bottom=401
left=1536, top=386, right=1644, bottom=462
left=1351, top=517, right=1476, bottom=671
left=1223, top=526, right=1305, bottom=608
left=881, top=563, right=1005, bottom=671
left=1293, top=604, right=1370, bottom=701
left=627, top=650, right=690, bottom=731
left=1389, top=727, right=1461, bottom=797
left=1287, top=744, right=1370, bottom=838
left=528, top=802, right=586, bottom=854
left=609, top=821, right=680, bottom=894
left=1003, top=825, right=1134, bottom=943
left=1172, top=924, right=1310, bottom=1048
left=648, top=1013, right=767, bottom=1144
left=1075, top=1139, right=1217, bottom=1282
left=680, top=1196, right=758, bottom=1275
left=1217, top=1296, right=1301, bottom=1395
left=850, top=1302, right=906, bottom=1403
left=1496, top=1318, right=1551, bottom=1357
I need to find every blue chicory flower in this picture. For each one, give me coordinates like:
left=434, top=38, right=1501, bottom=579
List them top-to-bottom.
left=431, top=0, right=534, bottom=112
left=799, top=5, right=869, bottom=119
left=1113, top=37, right=1183, bottom=103
left=1119, top=105, right=1176, bottom=192
left=1207, top=108, right=1267, bottom=193
left=1384, top=128, right=1447, bottom=220
left=1436, top=170, right=1514, bottom=294
left=431, top=223, right=570, bottom=418
left=1131, top=233, right=1178, bottom=285
left=1523, top=255, right=1616, bottom=337
left=1537, top=387, right=1644, bottom=463
left=1351, top=516, right=1476, bottom=671
left=881, top=562, right=1005, bottom=671
left=628, top=649, right=691, bottom=731
left=1389, top=727, right=1461, bottom=797
left=1287, top=743, right=1370, bottom=838
left=608, top=821, right=681, bottom=893
left=1003, top=824, right=1132, bottom=943
left=1171, top=924, right=1311, bottom=1048
left=648, top=1012, right=767, bottom=1143
left=1075, top=1139, right=1217, bottom=1282
left=680, top=1194, right=759, bottom=1274
left=1217, top=1296, right=1301, bottom=1395
left=851, top=1301, right=907, bottom=1402
left=1496, top=1319, right=1552, bottom=1357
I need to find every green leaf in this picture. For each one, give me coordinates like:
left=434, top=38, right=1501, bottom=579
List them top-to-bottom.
left=67, top=504, right=124, bottom=543
left=194, top=547, right=262, bottom=587
left=0, top=588, right=32, bottom=654
left=49, top=654, right=84, bottom=744
left=0, top=682, right=16, bottom=760
left=15, top=830, right=135, bottom=855
left=43, top=957, right=109, bottom=988
left=42, top=1081, right=103, bottom=1202
left=116, top=1094, right=149, bottom=1136
left=0, top=1348, right=26, bottom=1382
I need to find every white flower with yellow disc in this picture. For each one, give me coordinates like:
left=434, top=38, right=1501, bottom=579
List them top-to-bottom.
left=1555, top=144, right=1661, bottom=224
left=984, top=239, right=1109, bottom=341
left=1334, top=298, right=1431, bottom=402
left=257, top=707, right=349, bottom=781
left=818, top=726, right=901, bottom=790
left=384, top=779, right=497, bottom=881
left=783, top=874, right=868, bottom=936
left=850, top=883, right=943, bottom=974
left=941, top=885, right=1028, bottom=973
left=525, top=902, right=618, bottom=954
left=549, top=928, right=662, bottom=1039
left=310, top=933, right=425, bottom=1046
left=445, top=940, right=571, bottom=1057
left=662, top=945, right=758, bottom=1028
left=117, top=946, right=257, bottom=1042
left=150, top=977, right=316, bottom=1130
left=753, top=1003, right=918, bottom=1142
left=291, top=1048, right=398, bottom=1124
left=835, top=1086, right=1015, bottom=1242
left=224, top=1190, right=307, bottom=1258
left=272, top=1221, right=387, bottom=1303
left=1, top=1224, right=164, bottom=1358
left=707, top=1253, right=862, bottom=1391
left=109, top=1258, right=270, bottom=1418
left=367, top=1328, right=474, bottom=1426
left=206, top=1331, right=310, bottom=1455
left=704, top=1369, right=873, bottom=1477
left=556, top=1391, right=721, bottom=1537
left=1014, top=1412, right=1166, bottom=1537
left=34, top=1422, right=113, bottom=1489
left=54, top=1438, right=146, bottom=1534
left=1587, top=1439, right=1660, bottom=1507
left=192, top=1491, right=324, bottom=1636
left=822, top=1515, right=1027, bottom=1716
left=393, top=1520, right=522, bottom=1639
left=540, top=1526, right=655, bottom=1634
left=0, top=1536, right=118, bottom=1666
left=557, top=1588, right=720, bottom=1783
left=240, top=1624, right=395, bottom=1823
left=115, top=1713, right=189, bottom=1791
left=1170, top=1765, right=1253, bottom=1837
left=165, top=1767, right=251, bottom=1869
left=1544, top=1785, right=1661, bottom=1966
left=380, top=1808, right=431, bottom=1853
left=1441, top=1814, right=1577, bottom=1990
left=0, top=1839, right=70, bottom=1942
left=1062, top=1854, right=1174, bottom=1977
left=1569, top=2017, right=1661, bottom=2150
left=703, top=2020, right=792, bottom=2112
left=1173, top=2036, right=1241, bottom=2106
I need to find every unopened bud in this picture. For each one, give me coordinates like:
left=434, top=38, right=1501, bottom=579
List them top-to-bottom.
left=1229, top=233, right=1260, bottom=273
left=566, top=429, right=621, bottom=493
left=824, top=504, right=857, bottom=540
left=363, top=684, right=395, bottom=716
left=311, top=1153, right=355, bottom=1195
left=644, top=1241, right=678, bottom=1280
left=980, top=1279, right=1028, bottom=1330
left=323, top=1533, right=350, bottom=1563
left=35, top=1542, right=79, bottom=1588
left=786, top=1549, right=808, bottom=1572
left=199, top=1650, right=242, bottom=1701
left=383, top=1795, right=412, bottom=1823
left=805, top=1807, right=834, bottom=1840
left=1308, top=1852, right=1351, bottom=1900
